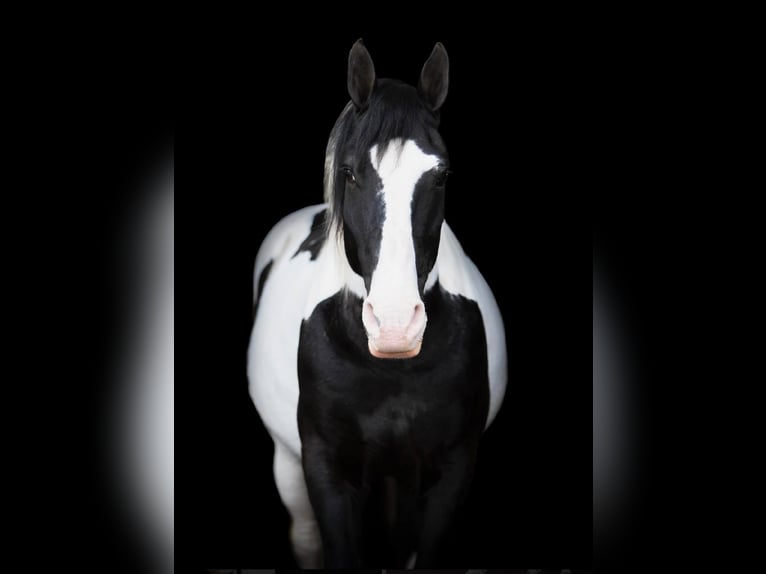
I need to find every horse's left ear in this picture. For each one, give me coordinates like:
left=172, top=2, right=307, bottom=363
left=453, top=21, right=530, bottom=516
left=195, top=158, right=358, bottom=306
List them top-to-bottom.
left=348, top=39, right=376, bottom=110
left=418, top=42, right=449, bottom=112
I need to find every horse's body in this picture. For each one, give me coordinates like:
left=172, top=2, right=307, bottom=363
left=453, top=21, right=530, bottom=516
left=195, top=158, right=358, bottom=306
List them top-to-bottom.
left=247, top=41, right=507, bottom=568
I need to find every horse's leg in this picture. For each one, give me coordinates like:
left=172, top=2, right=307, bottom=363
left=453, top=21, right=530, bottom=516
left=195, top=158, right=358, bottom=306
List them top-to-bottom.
left=300, top=433, right=363, bottom=569
left=273, top=441, right=323, bottom=568
left=415, top=445, right=476, bottom=567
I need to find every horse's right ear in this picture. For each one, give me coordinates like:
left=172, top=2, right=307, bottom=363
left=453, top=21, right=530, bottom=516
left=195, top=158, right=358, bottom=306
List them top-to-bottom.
left=348, top=39, right=376, bottom=110
left=418, top=42, right=449, bottom=112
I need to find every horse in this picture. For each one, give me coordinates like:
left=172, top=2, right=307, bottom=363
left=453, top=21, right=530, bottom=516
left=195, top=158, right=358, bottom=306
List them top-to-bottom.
left=247, top=39, right=507, bottom=568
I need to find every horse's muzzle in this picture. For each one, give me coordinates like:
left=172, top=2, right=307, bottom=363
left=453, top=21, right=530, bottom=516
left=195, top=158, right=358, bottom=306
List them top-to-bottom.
left=363, top=300, right=426, bottom=359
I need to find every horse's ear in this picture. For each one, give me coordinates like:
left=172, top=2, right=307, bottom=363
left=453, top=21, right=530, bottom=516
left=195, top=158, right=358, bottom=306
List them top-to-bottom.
left=348, top=39, right=376, bottom=110
left=418, top=42, right=449, bottom=112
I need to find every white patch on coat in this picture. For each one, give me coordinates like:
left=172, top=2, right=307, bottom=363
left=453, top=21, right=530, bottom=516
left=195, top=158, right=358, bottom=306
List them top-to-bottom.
left=363, top=139, right=440, bottom=350
left=249, top=204, right=366, bottom=457
left=249, top=204, right=325, bottom=456
left=426, top=222, right=508, bottom=428
left=273, top=442, right=322, bottom=568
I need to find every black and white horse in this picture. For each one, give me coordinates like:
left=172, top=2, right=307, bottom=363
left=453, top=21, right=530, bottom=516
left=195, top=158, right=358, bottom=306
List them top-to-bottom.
left=248, top=40, right=507, bottom=568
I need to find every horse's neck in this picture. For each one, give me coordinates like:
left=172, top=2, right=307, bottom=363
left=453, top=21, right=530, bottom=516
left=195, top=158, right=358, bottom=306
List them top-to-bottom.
left=430, top=221, right=476, bottom=299
left=302, top=233, right=366, bottom=319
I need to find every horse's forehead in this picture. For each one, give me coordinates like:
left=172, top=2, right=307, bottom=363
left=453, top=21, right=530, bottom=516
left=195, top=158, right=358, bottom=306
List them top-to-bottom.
left=369, top=139, right=440, bottom=183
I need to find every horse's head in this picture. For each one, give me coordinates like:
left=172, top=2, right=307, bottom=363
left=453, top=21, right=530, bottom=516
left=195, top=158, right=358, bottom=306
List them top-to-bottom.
left=325, top=40, right=450, bottom=359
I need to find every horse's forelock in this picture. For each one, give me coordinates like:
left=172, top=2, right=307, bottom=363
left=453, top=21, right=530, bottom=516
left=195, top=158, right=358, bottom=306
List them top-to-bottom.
left=324, top=81, right=435, bottom=243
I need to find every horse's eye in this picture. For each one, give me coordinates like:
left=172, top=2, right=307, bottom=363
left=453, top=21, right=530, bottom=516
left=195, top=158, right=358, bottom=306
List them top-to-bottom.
left=341, top=167, right=356, bottom=185
left=434, top=169, right=450, bottom=187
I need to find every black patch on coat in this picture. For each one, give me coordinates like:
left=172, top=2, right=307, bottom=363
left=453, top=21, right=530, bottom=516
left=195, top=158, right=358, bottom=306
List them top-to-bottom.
left=411, top=171, right=446, bottom=293
left=293, top=209, right=327, bottom=261
left=251, top=259, right=273, bottom=324
left=296, top=284, right=489, bottom=566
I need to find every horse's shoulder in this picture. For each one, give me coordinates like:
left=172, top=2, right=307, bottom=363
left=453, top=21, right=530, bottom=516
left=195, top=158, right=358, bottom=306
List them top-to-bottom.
left=253, top=204, right=327, bottom=296
left=432, top=221, right=508, bottom=429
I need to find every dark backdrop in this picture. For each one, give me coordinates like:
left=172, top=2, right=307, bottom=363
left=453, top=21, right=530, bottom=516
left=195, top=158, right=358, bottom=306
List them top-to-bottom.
left=182, top=33, right=600, bottom=570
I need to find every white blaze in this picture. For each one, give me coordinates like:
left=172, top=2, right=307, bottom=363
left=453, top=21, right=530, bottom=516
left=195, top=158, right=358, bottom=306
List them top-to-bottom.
left=364, top=138, right=440, bottom=348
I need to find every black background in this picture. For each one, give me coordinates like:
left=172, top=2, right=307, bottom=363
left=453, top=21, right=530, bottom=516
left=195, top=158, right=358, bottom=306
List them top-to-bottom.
left=13, top=14, right=751, bottom=574
left=177, top=24, right=741, bottom=571
left=183, top=32, right=598, bottom=570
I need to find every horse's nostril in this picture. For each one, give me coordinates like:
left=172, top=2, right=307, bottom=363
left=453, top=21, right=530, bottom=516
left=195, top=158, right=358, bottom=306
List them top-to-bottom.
left=363, top=301, right=381, bottom=334
left=407, top=303, right=426, bottom=339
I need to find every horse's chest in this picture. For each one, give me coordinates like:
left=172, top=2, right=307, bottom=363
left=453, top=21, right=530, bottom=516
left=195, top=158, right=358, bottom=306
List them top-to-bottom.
left=297, top=289, right=490, bottom=467
left=357, top=380, right=465, bottom=442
